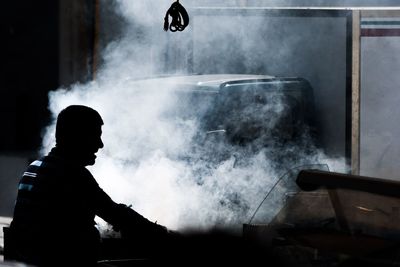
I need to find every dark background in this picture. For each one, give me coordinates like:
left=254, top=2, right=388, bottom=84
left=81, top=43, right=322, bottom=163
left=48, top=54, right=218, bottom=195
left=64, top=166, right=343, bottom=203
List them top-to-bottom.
left=0, top=0, right=96, bottom=216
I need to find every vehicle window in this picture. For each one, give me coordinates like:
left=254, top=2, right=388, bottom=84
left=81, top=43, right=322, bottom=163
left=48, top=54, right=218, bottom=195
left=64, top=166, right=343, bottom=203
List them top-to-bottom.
left=217, top=81, right=311, bottom=145
left=162, top=89, right=218, bottom=121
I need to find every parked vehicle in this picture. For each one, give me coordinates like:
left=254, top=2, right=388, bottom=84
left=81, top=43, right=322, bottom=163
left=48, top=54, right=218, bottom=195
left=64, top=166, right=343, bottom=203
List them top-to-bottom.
left=129, top=74, right=319, bottom=169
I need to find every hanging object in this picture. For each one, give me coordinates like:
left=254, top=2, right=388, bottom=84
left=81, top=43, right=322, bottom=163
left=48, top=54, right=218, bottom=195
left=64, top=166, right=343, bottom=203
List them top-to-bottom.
left=164, top=0, right=189, bottom=32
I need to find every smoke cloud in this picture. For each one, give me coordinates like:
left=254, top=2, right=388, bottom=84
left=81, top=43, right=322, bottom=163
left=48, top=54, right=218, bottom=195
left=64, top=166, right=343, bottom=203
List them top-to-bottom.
left=42, top=0, right=345, bottom=232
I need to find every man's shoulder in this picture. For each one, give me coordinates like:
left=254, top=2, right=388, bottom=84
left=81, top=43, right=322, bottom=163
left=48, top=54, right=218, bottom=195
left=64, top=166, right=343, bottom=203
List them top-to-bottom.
left=28, top=155, right=92, bottom=177
left=28, top=156, right=64, bottom=172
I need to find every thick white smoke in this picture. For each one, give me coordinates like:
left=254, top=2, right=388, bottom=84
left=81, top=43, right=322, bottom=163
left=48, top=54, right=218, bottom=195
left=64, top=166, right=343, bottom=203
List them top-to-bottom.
left=42, top=0, right=345, bottom=232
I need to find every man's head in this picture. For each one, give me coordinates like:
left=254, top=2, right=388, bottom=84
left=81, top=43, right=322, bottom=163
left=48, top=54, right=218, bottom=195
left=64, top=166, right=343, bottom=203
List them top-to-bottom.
left=55, top=105, right=104, bottom=166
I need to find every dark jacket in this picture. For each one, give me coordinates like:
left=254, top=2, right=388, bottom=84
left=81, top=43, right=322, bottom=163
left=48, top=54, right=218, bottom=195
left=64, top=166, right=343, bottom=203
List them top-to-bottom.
left=9, top=147, right=166, bottom=266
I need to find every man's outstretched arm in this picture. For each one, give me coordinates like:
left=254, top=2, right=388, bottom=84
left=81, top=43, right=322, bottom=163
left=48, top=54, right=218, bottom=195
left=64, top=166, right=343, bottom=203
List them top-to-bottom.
left=91, top=183, right=168, bottom=237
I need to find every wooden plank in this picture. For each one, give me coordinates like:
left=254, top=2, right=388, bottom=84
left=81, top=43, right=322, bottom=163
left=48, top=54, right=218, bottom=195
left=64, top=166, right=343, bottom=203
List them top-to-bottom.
left=351, top=10, right=361, bottom=175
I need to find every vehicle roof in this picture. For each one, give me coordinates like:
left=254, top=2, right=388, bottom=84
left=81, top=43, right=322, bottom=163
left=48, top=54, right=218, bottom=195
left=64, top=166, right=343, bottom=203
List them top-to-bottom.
left=126, top=74, right=309, bottom=93
left=131, top=74, right=274, bottom=89
left=154, top=74, right=276, bottom=86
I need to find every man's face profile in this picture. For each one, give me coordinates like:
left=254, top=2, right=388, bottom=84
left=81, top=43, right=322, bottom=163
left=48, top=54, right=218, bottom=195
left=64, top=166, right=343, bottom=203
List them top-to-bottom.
left=55, top=105, right=105, bottom=166
left=78, top=124, right=104, bottom=166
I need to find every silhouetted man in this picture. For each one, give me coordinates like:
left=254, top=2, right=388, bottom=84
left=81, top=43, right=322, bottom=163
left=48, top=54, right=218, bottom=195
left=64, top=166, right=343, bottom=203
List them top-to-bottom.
left=9, top=105, right=168, bottom=266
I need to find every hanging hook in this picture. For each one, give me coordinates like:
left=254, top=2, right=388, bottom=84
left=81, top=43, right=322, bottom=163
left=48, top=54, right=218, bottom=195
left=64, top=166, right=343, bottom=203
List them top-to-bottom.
left=164, top=0, right=189, bottom=32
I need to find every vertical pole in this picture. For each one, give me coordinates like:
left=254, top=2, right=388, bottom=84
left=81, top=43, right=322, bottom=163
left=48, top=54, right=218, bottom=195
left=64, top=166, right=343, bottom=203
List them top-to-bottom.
left=92, top=0, right=100, bottom=80
left=351, top=10, right=361, bottom=175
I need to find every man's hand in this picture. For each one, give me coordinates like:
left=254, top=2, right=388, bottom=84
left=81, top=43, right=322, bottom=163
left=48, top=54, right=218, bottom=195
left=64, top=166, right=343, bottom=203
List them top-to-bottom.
left=113, top=204, right=171, bottom=240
